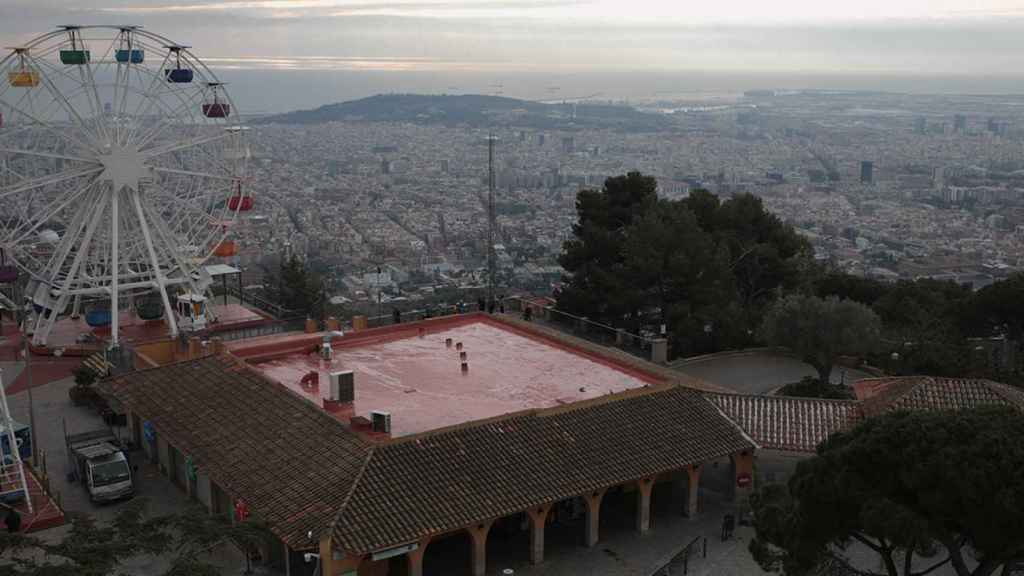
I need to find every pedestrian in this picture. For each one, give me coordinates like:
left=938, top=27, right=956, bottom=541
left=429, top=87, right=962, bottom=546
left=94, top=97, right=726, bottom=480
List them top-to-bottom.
left=478, top=297, right=486, bottom=311
left=488, top=300, right=496, bottom=314
left=499, top=300, right=505, bottom=314
left=523, top=307, right=533, bottom=322
left=392, top=308, right=401, bottom=325
left=5, top=507, right=20, bottom=533
left=721, top=514, right=735, bottom=541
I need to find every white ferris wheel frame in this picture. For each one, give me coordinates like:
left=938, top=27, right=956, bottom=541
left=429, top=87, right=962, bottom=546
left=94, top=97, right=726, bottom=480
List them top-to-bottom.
left=0, top=25, right=250, bottom=348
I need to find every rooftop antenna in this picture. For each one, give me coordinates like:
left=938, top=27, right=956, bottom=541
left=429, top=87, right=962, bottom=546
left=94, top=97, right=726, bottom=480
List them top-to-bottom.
left=486, top=133, right=498, bottom=307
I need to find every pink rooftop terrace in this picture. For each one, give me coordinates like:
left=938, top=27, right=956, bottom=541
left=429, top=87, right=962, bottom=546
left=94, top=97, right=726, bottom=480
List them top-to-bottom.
left=237, top=315, right=660, bottom=437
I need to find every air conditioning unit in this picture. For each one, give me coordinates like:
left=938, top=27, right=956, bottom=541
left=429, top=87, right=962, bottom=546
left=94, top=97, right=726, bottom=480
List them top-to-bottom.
left=329, top=371, right=354, bottom=403
left=370, top=410, right=391, bottom=434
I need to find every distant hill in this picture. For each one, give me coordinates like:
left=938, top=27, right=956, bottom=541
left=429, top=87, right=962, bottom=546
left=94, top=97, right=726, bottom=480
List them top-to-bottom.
left=255, top=93, right=669, bottom=131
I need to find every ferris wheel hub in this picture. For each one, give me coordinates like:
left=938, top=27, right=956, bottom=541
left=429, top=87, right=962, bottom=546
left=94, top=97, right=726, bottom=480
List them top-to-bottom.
left=95, top=145, right=152, bottom=192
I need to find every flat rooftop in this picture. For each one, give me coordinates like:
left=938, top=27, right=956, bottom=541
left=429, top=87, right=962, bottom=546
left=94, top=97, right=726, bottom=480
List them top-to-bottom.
left=34, top=303, right=268, bottom=356
left=245, top=316, right=659, bottom=437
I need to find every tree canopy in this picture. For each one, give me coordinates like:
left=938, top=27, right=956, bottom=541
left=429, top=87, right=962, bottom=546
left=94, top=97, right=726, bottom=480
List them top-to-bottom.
left=557, top=173, right=811, bottom=357
left=271, top=254, right=322, bottom=318
left=814, top=272, right=1024, bottom=383
left=760, top=294, right=881, bottom=383
left=750, top=407, right=1024, bottom=576
left=0, top=500, right=269, bottom=576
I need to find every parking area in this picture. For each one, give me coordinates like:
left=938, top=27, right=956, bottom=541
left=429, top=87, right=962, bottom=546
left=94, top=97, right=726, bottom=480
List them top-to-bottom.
left=0, top=362, right=276, bottom=575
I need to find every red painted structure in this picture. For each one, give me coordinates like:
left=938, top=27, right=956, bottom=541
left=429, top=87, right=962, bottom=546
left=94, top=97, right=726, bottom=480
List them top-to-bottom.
left=233, top=314, right=665, bottom=438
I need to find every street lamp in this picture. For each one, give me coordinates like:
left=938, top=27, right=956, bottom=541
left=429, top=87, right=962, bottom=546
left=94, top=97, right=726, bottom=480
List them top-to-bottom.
left=376, top=266, right=383, bottom=321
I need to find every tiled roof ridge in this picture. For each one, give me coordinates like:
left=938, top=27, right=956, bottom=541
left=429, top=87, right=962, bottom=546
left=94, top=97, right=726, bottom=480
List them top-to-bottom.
left=104, top=351, right=215, bottom=384
left=860, top=375, right=934, bottom=415
left=386, top=382, right=678, bottom=445
left=703, top=390, right=864, bottom=406
left=702, top=394, right=762, bottom=450
left=325, top=445, right=377, bottom=542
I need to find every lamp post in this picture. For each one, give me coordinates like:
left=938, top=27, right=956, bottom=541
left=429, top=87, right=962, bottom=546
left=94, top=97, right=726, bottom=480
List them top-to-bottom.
left=376, top=266, right=383, bottom=321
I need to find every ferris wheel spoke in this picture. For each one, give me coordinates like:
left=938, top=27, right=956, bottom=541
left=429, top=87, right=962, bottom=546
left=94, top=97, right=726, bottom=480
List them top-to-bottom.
left=122, top=50, right=179, bottom=145
left=25, top=53, right=101, bottom=141
left=125, top=60, right=202, bottom=146
left=133, top=89, right=206, bottom=150
left=3, top=93, right=101, bottom=156
left=141, top=129, right=233, bottom=158
left=0, top=147, right=94, bottom=164
left=0, top=165, right=102, bottom=200
left=152, top=166, right=236, bottom=182
left=9, top=176, right=101, bottom=245
left=130, top=189, right=179, bottom=335
left=34, top=191, right=109, bottom=344
left=143, top=196, right=209, bottom=287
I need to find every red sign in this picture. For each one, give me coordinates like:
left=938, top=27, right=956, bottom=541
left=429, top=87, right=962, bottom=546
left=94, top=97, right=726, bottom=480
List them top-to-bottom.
left=736, top=473, right=752, bottom=488
left=235, top=498, right=250, bottom=522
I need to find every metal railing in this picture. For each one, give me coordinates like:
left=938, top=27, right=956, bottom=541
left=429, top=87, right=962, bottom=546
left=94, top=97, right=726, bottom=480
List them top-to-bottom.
left=502, top=296, right=657, bottom=361
left=652, top=535, right=707, bottom=576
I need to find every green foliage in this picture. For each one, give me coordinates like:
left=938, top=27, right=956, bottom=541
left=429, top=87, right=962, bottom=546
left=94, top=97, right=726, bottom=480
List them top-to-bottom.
left=557, top=175, right=811, bottom=357
left=274, top=254, right=321, bottom=317
left=815, top=272, right=1024, bottom=381
left=963, top=273, right=1024, bottom=340
left=760, top=295, right=881, bottom=383
left=71, top=366, right=98, bottom=388
left=777, top=376, right=855, bottom=400
left=750, top=408, right=1024, bottom=576
left=0, top=500, right=272, bottom=576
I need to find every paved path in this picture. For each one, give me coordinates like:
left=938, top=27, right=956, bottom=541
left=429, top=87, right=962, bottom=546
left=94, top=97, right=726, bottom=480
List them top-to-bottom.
left=672, top=352, right=871, bottom=395
left=2, top=372, right=275, bottom=575
left=486, top=497, right=766, bottom=576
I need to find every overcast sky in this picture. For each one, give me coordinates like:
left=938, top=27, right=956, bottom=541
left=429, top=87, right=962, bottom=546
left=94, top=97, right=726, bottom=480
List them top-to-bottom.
left=3, top=0, right=1024, bottom=76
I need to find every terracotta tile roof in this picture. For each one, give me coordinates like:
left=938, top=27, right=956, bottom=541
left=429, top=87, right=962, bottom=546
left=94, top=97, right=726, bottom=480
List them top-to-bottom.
left=98, top=355, right=372, bottom=549
left=859, top=376, right=1024, bottom=416
left=331, top=385, right=755, bottom=554
left=703, top=393, right=864, bottom=453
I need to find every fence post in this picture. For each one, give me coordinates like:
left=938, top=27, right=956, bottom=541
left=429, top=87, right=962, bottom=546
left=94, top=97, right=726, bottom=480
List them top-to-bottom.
left=615, top=328, right=625, bottom=346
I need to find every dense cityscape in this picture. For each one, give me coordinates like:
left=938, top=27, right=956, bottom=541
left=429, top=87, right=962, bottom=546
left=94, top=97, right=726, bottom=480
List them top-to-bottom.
left=1, top=5, right=1024, bottom=576
left=230, top=90, right=1024, bottom=315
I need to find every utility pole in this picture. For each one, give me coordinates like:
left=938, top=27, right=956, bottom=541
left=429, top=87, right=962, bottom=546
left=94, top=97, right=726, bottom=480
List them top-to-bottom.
left=486, top=133, right=498, bottom=307
left=18, top=302, right=37, bottom=466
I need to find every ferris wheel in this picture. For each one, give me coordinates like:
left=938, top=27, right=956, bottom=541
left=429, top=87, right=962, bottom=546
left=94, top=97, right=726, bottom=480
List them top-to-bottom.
left=0, top=25, right=252, bottom=348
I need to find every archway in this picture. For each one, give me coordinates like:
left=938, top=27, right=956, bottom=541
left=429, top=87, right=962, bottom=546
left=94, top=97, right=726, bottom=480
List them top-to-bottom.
left=485, top=512, right=530, bottom=573
left=422, top=530, right=472, bottom=576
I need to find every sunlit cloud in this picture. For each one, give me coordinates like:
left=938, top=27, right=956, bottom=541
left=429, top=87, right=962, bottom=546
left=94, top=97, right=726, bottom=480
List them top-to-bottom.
left=94, top=0, right=1024, bottom=24
left=201, top=55, right=530, bottom=71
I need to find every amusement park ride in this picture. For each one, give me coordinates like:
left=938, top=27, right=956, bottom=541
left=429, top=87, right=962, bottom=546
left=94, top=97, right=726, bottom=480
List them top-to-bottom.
left=0, top=25, right=253, bottom=350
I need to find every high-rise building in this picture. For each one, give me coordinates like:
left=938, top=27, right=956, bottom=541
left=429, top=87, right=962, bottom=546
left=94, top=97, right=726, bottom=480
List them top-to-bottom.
left=954, top=114, right=967, bottom=133
left=914, top=116, right=927, bottom=135
left=537, top=133, right=545, bottom=147
left=562, top=136, right=575, bottom=154
left=381, top=158, right=391, bottom=175
left=440, top=159, right=449, bottom=174
left=860, top=161, right=874, bottom=184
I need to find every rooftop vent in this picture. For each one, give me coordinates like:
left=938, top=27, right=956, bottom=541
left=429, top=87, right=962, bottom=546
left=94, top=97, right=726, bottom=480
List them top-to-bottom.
left=320, top=334, right=333, bottom=360
left=329, top=371, right=354, bottom=403
left=370, top=410, right=392, bottom=434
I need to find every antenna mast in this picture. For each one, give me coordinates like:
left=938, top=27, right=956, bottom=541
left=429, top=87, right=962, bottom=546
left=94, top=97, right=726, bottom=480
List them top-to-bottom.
left=487, top=133, right=498, bottom=307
